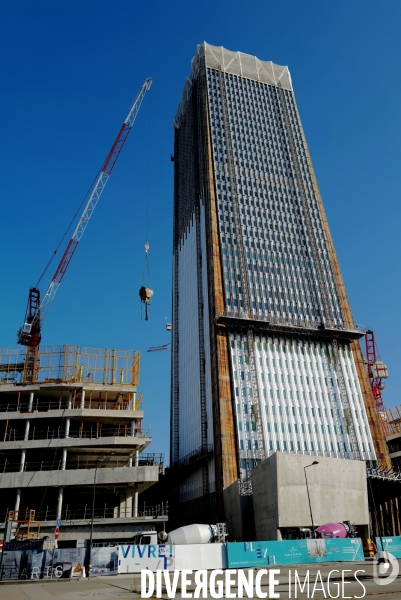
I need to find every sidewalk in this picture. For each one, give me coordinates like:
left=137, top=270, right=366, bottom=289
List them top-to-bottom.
left=0, top=561, right=400, bottom=599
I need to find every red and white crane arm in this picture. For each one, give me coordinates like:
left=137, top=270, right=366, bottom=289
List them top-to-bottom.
left=18, top=77, right=152, bottom=346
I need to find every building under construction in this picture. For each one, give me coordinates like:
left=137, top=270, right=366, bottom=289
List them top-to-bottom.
left=171, top=42, right=390, bottom=527
left=0, top=344, right=166, bottom=544
left=387, top=404, right=401, bottom=470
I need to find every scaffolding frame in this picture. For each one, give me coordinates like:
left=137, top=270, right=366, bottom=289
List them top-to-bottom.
left=217, top=66, right=265, bottom=476
left=275, top=82, right=360, bottom=461
left=0, top=345, right=140, bottom=387
left=387, top=404, right=401, bottom=436
left=7, top=509, right=41, bottom=540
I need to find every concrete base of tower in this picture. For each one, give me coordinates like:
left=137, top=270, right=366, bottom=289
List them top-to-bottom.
left=252, top=452, right=370, bottom=541
left=171, top=454, right=375, bottom=543
left=169, top=480, right=256, bottom=542
left=223, top=480, right=255, bottom=542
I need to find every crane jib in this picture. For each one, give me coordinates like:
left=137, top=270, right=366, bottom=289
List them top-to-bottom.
left=17, top=77, right=152, bottom=349
left=102, top=122, right=132, bottom=175
left=52, top=238, right=79, bottom=284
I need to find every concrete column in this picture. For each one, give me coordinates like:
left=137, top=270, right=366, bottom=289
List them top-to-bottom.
left=22, top=388, right=32, bottom=444
left=80, top=389, right=85, bottom=409
left=28, top=392, right=34, bottom=412
left=63, top=393, right=71, bottom=441
left=24, top=420, right=30, bottom=441
left=57, top=429, right=68, bottom=519
left=15, top=430, right=28, bottom=510
left=16, top=445, right=27, bottom=511
left=61, top=448, right=67, bottom=470
left=19, top=449, right=26, bottom=472
left=133, top=450, right=139, bottom=517
left=56, top=487, right=63, bottom=519
left=14, top=489, right=21, bottom=512
left=119, top=489, right=133, bottom=518
left=126, top=489, right=133, bottom=517
left=119, top=492, right=126, bottom=518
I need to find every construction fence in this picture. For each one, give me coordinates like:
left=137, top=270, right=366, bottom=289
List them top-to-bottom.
left=0, top=536, right=372, bottom=579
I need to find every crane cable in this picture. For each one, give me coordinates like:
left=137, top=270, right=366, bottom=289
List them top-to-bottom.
left=142, top=87, right=152, bottom=287
left=35, top=90, right=152, bottom=294
left=140, top=90, right=152, bottom=321
left=35, top=169, right=103, bottom=288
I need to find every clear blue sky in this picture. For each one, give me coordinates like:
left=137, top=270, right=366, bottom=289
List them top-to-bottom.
left=1, top=1, right=400, bottom=460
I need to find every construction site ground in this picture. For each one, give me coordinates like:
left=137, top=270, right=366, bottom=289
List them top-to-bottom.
left=0, top=561, right=400, bottom=599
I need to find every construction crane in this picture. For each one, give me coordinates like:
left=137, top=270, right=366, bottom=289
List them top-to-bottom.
left=16, top=78, right=152, bottom=382
left=365, top=330, right=390, bottom=436
left=147, top=344, right=170, bottom=353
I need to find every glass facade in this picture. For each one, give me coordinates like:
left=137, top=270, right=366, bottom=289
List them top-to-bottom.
left=172, top=44, right=377, bottom=508
left=205, top=66, right=375, bottom=478
left=208, top=69, right=342, bottom=325
left=229, top=332, right=374, bottom=479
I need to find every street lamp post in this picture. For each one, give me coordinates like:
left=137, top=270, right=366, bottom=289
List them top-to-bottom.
left=87, top=453, right=115, bottom=578
left=88, top=457, right=104, bottom=578
left=304, top=461, right=319, bottom=538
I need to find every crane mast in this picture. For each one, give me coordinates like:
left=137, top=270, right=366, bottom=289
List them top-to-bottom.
left=17, top=78, right=152, bottom=367
left=365, top=330, right=390, bottom=436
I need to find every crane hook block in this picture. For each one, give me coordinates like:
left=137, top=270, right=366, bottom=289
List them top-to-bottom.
left=139, top=286, right=154, bottom=321
left=139, top=286, right=153, bottom=303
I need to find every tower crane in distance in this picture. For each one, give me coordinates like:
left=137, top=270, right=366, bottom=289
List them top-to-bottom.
left=17, top=78, right=152, bottom=383
left=365, top=329, right=390, bottom=436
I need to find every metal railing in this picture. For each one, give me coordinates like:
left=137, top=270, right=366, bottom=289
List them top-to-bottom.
left=216, top=309, right=361, bottom=334
left=0, top=398, right=142, bottom=413
left=387, top=404, right=401, bottom=436
left=3, top=425, right=151, bottom=443
left=387, top=442, right=401, bottom=455
left=179, top=444, right=213, bottom=467
left=0, top=452, right=163, bottom=474
left=138, top=453, right=164, bottom=468
left=366, top=464, right=401, bottom=481
left=239, top=476, right=253, bottom=496
left=0, top=503, right=168, bottom=524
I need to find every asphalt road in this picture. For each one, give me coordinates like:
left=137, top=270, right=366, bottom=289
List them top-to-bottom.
left=0, top=561, right=400, bottom=599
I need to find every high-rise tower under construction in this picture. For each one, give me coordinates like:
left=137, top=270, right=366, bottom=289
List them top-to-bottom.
left=171, top=43, right=389, bottom=524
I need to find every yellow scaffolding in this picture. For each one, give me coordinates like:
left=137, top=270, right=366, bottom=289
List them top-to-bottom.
left=0, top=345, right=140, bottom=387
left=387, top=404, right=401, bottom=436
left=8, top=509, right=41, bottom=540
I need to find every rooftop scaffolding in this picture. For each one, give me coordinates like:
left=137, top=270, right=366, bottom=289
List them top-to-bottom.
left=0, top=345, right=140, bottom=387
left=387, top=404, right=401, bottom=436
